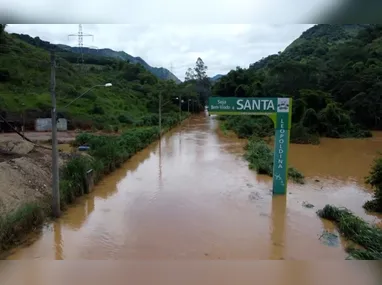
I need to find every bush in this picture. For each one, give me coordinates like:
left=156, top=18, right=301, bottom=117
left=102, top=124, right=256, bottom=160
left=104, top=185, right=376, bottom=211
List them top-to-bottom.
left=118, top=114, right=135, bottom=124
left=224, top=116, right=274, bottom=138
left=290, top=123, right=320, bottom=145
left=73, top=127, right=160, bottom=177
left=244, top=138, right=305, bottom=184
left=60, top=155, right=95, bottom=206
left=363, top=155, right=382, bottom=213
left=288, top=167, right=305, bottom=184
left=0, top=203, right=46, bottom=251
left=317, top=205, right=382, bottom=260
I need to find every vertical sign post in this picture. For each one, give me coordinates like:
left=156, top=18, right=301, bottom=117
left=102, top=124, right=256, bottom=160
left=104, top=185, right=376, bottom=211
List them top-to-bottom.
left=208, top=97, right=292, bottom=195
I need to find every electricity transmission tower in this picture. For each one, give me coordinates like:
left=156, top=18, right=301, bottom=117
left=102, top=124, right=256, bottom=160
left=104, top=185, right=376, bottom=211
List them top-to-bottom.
left=68, top=24, right=94, bottom=71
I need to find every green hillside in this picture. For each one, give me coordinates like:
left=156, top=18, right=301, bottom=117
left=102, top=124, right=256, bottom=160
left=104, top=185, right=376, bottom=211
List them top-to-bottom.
left=213, top=24, right=382, bottom=142
left=0, top=27, right=193, bottom=130
left=13, top=33, right=181, bottom=83
left=58, top=45, right=181, bottom=83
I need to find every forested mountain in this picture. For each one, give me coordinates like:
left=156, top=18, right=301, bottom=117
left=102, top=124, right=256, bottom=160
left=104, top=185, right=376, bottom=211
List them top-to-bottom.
left=213, top=24, right=382, bottom=142
left=0, top=27, right=199, bottom=130
left=12, top=33, right=181, bottom=83
left=210, top=74, right=224, bottom=82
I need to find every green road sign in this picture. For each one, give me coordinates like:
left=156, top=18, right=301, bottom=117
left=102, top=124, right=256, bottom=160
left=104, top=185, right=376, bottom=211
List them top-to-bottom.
left=208, top=97, right=292, bottom=195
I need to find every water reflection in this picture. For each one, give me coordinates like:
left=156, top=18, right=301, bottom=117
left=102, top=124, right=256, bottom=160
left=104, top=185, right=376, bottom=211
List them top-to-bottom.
left=158, top=140, right=163, bottom=190
left=270, top=195, right=286, bottom=259
left=53, top=221, right=63, bottom=260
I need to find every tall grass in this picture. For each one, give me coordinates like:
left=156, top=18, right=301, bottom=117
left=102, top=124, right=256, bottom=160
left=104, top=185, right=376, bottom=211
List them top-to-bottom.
left=244, top=138, right=305, bottom=184
left=0, top=203, right=47, bottom=251
left=317, top=205, right=382, bottom=260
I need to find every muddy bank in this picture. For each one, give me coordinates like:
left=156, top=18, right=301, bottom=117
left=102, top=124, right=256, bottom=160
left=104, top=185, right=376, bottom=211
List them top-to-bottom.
left=0, top=139, right=76, bottom=252
left=0, top=140, right=53, bottom=216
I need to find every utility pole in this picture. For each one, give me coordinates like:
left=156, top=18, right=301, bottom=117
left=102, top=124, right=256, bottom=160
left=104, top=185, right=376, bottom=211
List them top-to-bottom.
left=50, top=51, right=60, bottom=218
left=159, top=92, right=162, bottom=137
left=179, top=94, right=182, bottom=121
left=187, top=99, right=190, bottom=113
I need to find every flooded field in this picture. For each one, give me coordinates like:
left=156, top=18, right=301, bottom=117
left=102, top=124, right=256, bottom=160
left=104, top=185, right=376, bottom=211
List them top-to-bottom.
left=1, top=114, right=382, bottom=283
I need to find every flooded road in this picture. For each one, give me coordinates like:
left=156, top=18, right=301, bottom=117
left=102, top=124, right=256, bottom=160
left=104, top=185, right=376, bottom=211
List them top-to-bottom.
left=2, top=114, right=382, bottom=282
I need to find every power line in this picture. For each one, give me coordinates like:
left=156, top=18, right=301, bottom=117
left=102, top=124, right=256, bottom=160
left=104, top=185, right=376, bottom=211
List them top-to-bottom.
left=68, top=24, right=94, bottom=71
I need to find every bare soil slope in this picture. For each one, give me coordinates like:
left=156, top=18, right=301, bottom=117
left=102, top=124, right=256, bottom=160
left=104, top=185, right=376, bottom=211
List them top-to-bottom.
left=0, top=140, right=53, bottom=215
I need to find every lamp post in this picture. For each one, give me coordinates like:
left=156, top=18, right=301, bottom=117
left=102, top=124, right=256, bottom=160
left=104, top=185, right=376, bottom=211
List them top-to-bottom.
left=51, top=81, right=112, bottom=217
left=159, top=94, right=180, bottom=137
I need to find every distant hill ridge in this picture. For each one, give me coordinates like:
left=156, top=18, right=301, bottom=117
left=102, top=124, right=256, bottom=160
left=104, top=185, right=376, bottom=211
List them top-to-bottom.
left=12, top=33, right=181, bottom=83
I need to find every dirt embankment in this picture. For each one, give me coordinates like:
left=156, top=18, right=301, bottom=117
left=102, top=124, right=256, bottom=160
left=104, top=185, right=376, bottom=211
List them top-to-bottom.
left=0, top=131, right=77, bottom=144
left=0, top=140, right=68, bottom=216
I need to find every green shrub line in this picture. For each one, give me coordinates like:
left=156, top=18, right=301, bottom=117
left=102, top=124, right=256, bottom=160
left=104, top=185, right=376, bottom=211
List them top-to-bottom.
left=0, top=114, right=189, bottom=254
left=218, top=114, right=372, bottom=145
left=244, top=138, right=305, bottom=184
left=363, top=155, right=382, bottom=213
left=317, top=205, right=382, bottom=260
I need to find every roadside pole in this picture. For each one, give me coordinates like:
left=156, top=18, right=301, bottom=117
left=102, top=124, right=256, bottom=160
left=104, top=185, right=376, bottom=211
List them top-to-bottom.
left=50, top=50, right=60, bottom=218
left=159, top=92, right=162, bottom=137
left=179, top=94, right=182, bottom=121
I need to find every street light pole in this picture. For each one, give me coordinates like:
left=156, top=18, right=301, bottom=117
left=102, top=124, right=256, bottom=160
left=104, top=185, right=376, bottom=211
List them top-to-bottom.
left=50, top=65, right=112, bottom=217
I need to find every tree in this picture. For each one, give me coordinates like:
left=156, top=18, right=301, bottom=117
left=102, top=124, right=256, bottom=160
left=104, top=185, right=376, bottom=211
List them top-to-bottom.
left=0, top=24, right=6, bottom=36
left=0, top=24, right=7, bottom=45
left=193, top=57, right=211, bottom=104
left=194, top=57, right=208, bottom=81
left=185, top=67, right=195, bottom=81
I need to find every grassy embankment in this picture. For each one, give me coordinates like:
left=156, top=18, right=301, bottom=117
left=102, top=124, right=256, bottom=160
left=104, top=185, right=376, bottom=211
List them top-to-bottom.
left=0, top=114, right=188, bottom=253
left=218, top=115, right=305, bottom=184
left=317, top=156, right=382, bottom=260
left=317, top=205, right=382, bottom=260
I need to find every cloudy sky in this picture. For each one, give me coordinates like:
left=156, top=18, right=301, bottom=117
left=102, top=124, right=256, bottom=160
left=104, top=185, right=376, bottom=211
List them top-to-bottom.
left=7, top=24, right=314, bottom=80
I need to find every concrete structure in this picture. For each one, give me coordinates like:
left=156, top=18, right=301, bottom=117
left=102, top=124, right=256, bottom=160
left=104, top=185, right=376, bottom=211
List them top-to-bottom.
left=35, top=118, right=68, bottom=132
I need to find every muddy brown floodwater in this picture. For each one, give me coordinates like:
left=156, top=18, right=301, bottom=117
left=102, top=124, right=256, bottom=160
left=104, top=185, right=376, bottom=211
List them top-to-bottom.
left=1, top=114, right=382, bottom=284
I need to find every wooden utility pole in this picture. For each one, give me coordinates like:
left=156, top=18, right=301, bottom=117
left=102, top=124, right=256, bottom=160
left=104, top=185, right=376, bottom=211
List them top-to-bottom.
left=50, top=51, right=60, bottom=218
left=159, top=92, right=162, bottom=137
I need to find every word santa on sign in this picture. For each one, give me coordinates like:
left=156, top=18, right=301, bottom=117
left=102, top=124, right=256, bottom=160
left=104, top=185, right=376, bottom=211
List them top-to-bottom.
left=208, top=96, right=292, bottom=195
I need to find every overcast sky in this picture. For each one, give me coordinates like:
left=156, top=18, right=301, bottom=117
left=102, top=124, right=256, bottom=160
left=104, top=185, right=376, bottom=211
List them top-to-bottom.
left=7, top=24, right=314, bottom=80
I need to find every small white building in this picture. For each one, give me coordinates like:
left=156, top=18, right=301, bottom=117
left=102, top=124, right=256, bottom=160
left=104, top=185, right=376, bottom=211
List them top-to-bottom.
left=35, top=118, right=68, bottom=132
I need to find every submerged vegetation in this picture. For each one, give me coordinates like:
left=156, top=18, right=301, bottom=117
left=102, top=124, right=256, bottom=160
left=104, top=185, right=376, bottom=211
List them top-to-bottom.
left=244, top=138, right=305, bottom=184
left=363, top=155, right=382, bottom=213
left=317, top=205, right=382, bottom=260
